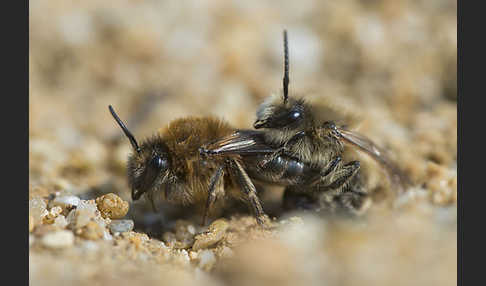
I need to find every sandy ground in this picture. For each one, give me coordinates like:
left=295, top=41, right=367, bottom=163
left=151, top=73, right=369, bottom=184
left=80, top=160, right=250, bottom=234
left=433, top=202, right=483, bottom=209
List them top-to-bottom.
left=29, top=1, right=457, bottom=286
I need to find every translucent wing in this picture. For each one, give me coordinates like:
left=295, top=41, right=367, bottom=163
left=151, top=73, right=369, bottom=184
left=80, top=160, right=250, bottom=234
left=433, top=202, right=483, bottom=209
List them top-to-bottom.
left=337, top=127, right=412, bottom=191
left=201, top=130, right=278, bottom=156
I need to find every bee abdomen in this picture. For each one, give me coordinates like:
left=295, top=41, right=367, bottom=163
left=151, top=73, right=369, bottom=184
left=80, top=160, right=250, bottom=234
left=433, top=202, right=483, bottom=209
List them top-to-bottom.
left=246, top=155, right=314, bottom=185
left=281, top=158, right=305, bottom=180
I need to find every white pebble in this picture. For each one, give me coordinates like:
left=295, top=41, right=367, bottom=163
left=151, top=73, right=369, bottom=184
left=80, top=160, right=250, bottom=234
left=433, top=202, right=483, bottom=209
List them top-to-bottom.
left=51, top=195, right=80, bottom=209
left=29, top=197, right=47, bottom=225
left=73, top=200, right=98, bottom=228
left=51, top=206, right=63, bottom=215
left=66, top=209, right=76, bottom=226
left=53, top=215, right=68, bottom=229
left=108, top=219, right=134, bottom=234
left=187, top=225, right=196, bottom=235
left=41, top=230, right=74, bottom=249
left=103, top=230, right=113, bottom=241
left=173, top=249, right=190, bottom=267
left=198, top=250, right=216, bottom=270
left=189, top=251, right=198, bottom=260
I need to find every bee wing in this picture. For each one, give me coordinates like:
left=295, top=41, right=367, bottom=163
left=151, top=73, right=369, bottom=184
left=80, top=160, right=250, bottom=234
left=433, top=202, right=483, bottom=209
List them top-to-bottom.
left=337, top=127, right=412, bottom=191
left=202, top=130, right=277, bottom=156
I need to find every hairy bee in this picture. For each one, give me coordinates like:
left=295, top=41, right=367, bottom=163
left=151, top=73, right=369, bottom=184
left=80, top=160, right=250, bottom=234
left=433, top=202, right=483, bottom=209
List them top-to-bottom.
left=201, top=30, right=411, bottom=215
left=108, top=105, right=269, bottom=225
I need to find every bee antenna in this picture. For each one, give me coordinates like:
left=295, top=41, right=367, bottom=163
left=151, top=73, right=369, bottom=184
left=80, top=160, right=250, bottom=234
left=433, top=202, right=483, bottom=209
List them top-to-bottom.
left=282, top=29, right=289, bottom=104
left=108, top=105, right=141, bottom=153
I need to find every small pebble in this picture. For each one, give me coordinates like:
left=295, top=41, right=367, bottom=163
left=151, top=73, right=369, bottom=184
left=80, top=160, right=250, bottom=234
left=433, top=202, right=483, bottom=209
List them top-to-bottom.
left=95, top=193, right=129, bottom=219
left=50, top=195, right=80, bottom=210
left=29, top=197, right=47, bottom=227
left=72, top=201, right=98, bottom=229
left=43, top=206, right=63, bottom=224
left=66, top=209, right=77, bottom=226
left=53, top=215, right=68, bottom=229
left=108, top=219, right=134, bottom=234
left=192, top=219, right=229, bottom=251
left=174, top=220, right=196, bottom=248
left=79, top=221, right=104, bottom=240
left=187, top=225, right=196, bottom=235
left=41, top=230, right=74, bottom=249
left=103, top=230, right=113, bottom=241
left=124, top=232, right=149, bottom=250
left=163, top=232, right=177, bottom=248
left=217, top=246, right=234, bottom=258
left=172, top=249, right=190, bottom=267
left=198, top=250, right=216, bottom=271
left=189, top=251, right=198, bottom=260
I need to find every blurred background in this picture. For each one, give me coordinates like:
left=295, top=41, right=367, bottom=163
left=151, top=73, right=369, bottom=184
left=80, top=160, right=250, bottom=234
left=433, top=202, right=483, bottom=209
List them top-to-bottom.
left=29, top=1, right=456, bottom=286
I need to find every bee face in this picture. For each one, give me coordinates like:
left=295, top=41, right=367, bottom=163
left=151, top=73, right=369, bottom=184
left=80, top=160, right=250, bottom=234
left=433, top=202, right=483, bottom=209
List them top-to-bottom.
left=253, top=95, right=307, bottom=130
left=127, top=138, right=172, bottom=201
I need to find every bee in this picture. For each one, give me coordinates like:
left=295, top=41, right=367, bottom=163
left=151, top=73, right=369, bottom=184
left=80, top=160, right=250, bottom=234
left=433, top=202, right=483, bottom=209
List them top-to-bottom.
left=201, top=30, right=411, bottom=214
left=108, top=105, right=270, bottom=225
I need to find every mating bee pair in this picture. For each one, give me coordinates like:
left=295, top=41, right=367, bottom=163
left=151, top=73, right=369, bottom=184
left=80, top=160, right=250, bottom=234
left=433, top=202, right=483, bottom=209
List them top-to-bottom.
left=109, top=31, right=410, bottom=226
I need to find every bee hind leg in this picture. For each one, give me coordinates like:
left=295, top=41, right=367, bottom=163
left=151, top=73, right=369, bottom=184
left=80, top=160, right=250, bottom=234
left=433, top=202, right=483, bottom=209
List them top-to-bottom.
left=231, top=159, right=267, bottom=226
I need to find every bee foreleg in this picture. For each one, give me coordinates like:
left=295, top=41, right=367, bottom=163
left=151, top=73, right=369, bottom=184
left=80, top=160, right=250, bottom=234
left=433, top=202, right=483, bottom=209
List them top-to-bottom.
left=308, top=156, right=342, bottom=186
left=231, top=159, right=267, bottom=225
left=325, top=160, right=361, bottom=190
left=202, top=165, right=224, bottom=226
left=146, top=190, right=159, bottom=212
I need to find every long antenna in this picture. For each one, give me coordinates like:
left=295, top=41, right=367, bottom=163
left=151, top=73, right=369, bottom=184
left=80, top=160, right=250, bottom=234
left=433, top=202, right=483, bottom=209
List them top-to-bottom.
left=283, top=29, right=289, bottom=104
left=109, top=105, right=141, bottom=153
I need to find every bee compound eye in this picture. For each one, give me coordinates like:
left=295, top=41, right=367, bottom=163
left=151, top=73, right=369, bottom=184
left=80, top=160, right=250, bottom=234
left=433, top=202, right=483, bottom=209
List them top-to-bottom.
left=151, top=156, right=168, bottom=169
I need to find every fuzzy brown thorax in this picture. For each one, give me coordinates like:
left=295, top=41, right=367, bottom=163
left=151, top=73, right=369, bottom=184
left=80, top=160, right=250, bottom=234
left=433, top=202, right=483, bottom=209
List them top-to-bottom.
left=126, top=117, right=235, bottom=206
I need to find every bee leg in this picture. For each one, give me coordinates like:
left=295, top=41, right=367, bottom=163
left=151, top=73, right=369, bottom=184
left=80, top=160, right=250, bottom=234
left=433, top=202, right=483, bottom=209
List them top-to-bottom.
left=318, top=121, right=344, bottom=141
left=259, top=131, right=306, bottom=168
left=308, top=157, right=342, bottom=186
left=231, top=159, right=267, bottom=226
left=325, top=161, right=361, bottom=190
left=202, top=165, right=225, bottom=226
left=144, top=190, right=159, bottom=212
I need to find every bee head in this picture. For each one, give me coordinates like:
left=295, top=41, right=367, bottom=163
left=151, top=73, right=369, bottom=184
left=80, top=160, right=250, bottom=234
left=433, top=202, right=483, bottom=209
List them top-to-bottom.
left=253, top=30, right=311, bottom=131
left=254, top=94, right=308, bottom=130
left=109, top=105, right=172, bottom=201
left=127, top=138, right=172, bottom=201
